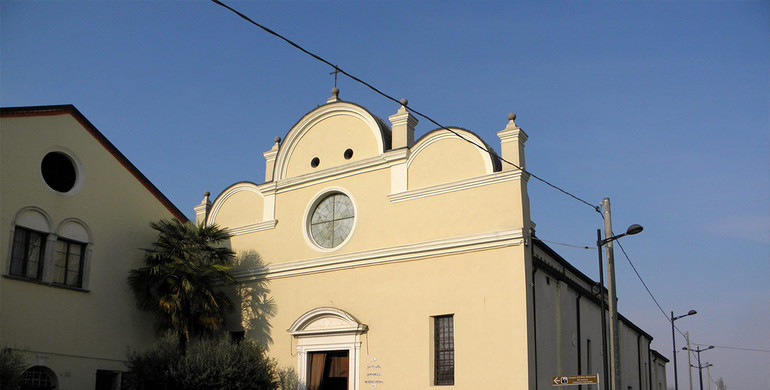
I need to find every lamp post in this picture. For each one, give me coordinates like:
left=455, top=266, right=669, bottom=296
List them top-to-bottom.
left=598, top=197, right=644, bottom=390
left=596, top=230, right=609, bottom=390
left=671, top=310, right=697, bottom=390
left=684, top=345, right=714, bottom=390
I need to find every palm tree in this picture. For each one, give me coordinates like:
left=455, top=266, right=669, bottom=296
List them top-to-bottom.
left=129, top=219, right=237, bottom=352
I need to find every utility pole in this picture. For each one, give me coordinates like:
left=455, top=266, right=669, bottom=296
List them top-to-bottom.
left=601, top=198, right=621, bottom=390
left=597, top=229, right=609, bottom=390
left=685, top=332, right=693, bottom=390
left=686, top=346, right=714, bottom=390
left=706, top=363, right=712, bottom=390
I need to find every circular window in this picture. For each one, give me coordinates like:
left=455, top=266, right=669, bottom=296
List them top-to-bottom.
left=344, top=148, right=354, bottom=159
left=41, top=152, right=77, bottom=193
left=311, top=157, right=320, bottom=168
left=309, top=192, right=355, bottom=249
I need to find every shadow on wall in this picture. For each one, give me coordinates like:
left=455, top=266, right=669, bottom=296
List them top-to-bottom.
left=232, top=251, right=277, bottom=347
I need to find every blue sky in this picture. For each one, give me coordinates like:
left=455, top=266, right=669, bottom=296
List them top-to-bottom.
left=2, top=1, right=768, bottom=389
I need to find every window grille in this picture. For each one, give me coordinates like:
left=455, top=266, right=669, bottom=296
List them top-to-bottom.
left=9, top=227, right=46, bottom=280
left=434, top=314, right=454, bottom=385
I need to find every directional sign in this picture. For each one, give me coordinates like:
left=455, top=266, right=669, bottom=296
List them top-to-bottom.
left=552, top=374, right=600, bottom=386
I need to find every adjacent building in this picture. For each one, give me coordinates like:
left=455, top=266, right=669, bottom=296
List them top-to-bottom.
left=198, top=90, right=668, bottom=390
left=1, top=105, right=186, bottom=390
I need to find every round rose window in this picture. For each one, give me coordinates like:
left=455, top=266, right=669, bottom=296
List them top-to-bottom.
left=309, top=192, right=355, bottom=249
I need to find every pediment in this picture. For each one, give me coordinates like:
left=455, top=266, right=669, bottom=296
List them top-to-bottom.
left=288, top=307, right=367, bottom=336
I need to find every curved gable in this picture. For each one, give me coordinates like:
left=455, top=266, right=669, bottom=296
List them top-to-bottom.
left=274, top=102, right=391, bottom=180
left=407, top=128, right=499, bottom=190
left=209, top=182, right=265, bottom=229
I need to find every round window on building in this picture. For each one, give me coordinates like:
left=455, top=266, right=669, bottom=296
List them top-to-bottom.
left=41, top=151, right=77, bottom=193
left=309, top=192, right=355, bottom=249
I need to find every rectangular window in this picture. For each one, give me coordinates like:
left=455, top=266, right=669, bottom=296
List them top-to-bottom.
left=9, top=227, right=46, bottom=280
left=53, top=238, right=85, bottom=287
left=434, top=314, right=454, bottom=385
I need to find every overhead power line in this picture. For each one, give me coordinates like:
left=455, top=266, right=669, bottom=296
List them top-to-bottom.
left=209, top=0, right=601, bottom=214
left=532, top=236, right=594, bottom=250
left=614, top=239, right=692, bottom=342
left=692, top=343, right=770, bottom=353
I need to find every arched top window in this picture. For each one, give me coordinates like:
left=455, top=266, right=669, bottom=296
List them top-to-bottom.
left=7, top=208, right=92, bottom=290
left=9, top=208, right=53, bottom=281
left=19, top=365, right=57, bottom=390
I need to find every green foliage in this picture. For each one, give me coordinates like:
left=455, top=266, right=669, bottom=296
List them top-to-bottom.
left=128, top=219, right=237, bottom=351
left=125, top=335, right=279, bottom=390
left=0, top=346, right=28, bottom=390
left=276, top=366, right=299, bottom=390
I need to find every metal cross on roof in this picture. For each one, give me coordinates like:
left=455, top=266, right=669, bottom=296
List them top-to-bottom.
left=329, top=66, right=340, bottom=88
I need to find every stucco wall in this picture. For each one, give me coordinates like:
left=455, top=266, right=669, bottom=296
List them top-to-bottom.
left=208, top=100, right=536, bottom=389
left=1, top=110, right=181, bottom=389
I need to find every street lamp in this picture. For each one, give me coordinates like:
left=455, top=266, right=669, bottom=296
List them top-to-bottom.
left=596, top=219, right=644, bottom=390
left=598, top=224, right=644, bottom=246
left=671, top=310, right=697, bottom=390
left=684, top=345, right=714, bottom=390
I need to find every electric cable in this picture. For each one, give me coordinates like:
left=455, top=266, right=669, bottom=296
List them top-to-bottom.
left=209, top=0, right=601, bottom=214
left=531, top=236, right=594, bottom=250
left=691, top=344, right=770, bottom=353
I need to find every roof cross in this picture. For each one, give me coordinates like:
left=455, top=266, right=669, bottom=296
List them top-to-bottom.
left=329, top=66, right=340, bottom=88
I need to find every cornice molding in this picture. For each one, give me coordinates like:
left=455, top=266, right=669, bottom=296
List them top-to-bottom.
left=388, top=169, right=527, bottom=203
left=226, top=219, right=278, bottom=236
left=231, top=228, right=525, bottom=281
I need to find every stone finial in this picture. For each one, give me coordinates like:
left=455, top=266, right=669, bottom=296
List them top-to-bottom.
left=327, top=87, right=340, bottom=103
left=389, top=100, right=418, bottom=149
left=497, top=111, right=527, bottom=171
left=507, top=112, right=517, bottom=128
left=264, top=137, right=281, bottom=182
left=195, top=191, right=213, bottom=226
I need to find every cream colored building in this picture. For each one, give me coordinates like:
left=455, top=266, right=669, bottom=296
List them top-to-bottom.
left=199, top=90, right=668, bottom=390
left=1, top=105, right=186, bottom=390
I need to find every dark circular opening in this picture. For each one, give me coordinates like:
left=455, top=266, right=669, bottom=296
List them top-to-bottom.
left=344, top=148, right=353, bottom=160
left=41, top=152, right=77, bottom=192
left=311, top=157, right=320, bottom=168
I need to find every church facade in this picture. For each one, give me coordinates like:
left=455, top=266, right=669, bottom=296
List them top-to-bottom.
left=199, top=90, right=667, bottom=390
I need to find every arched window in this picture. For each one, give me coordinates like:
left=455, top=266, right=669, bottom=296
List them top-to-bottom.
left=7, top=208, right=92, bottom=290
left=8, top=208, right=53, bottom=281
left=54, top=219, right=92, bottom=288
left=19, top=366, right=57, bottom=390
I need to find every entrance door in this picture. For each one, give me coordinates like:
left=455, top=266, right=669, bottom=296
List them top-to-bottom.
left=307, top=350, right=349, bottom=390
